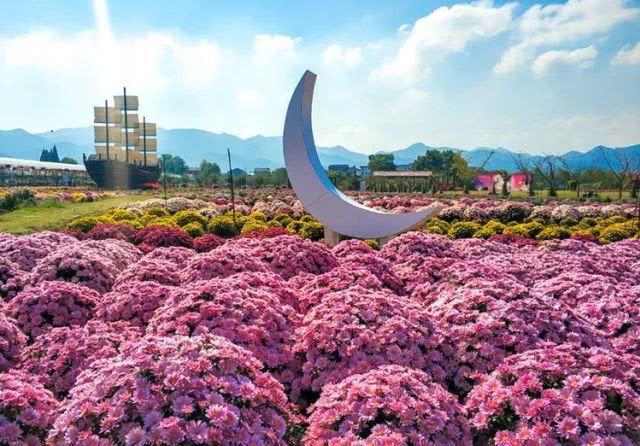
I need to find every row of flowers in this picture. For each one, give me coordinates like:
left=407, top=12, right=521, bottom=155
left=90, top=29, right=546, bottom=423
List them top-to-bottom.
left=1, top=227, right=640, bottom=444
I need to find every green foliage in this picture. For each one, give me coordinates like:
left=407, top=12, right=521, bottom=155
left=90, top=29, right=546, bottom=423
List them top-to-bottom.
left=411, top=149, right=471, bottom=189
left=368, top=153, right=395, bottom=172
left=159, top=154, right=189, bottom=175
left=60, top=157, right=78, bottom=164
left=197, top=160, right=221, bottom=186
left=0, top=189, right=36, bottom=212
left=145, top=207, right=170, bottom=218
left=109, top=208, right=138, bottom=222
left=174, top=210, right=207, bottom=228
left=247, top=211, right=267, bottom=222
left=274, top=214, right=293, bottom=228
left=300, top=214, right=316, bottom=223
left=66, top=215, right=115, bottom=233
left=207, top=215, right=239, bottom=237
left=559, top=217, right=578, bottom=227
left=424, top=218, right=450, bottom=235
left=241, top=220, right=269, bottom=234
left=474, top=220, right=506, bottom=239
left=286, top=221, right=304, bottom=234
left=299, top=221, right=324, bottom=241
left=448, top=221, right=482, bottom=239
left=504, top=221, right=544, bottom=238
left=182, top=222, right=205, bottom=238
left=599, top=222, right=637, bottom=244
left=536, top=225, right=572, bottom=240
left=364, top=239, right=380, bottom=250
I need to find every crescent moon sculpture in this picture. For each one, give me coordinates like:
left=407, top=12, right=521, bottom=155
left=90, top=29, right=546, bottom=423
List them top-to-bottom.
left=283, top=70, right=442, bottom=239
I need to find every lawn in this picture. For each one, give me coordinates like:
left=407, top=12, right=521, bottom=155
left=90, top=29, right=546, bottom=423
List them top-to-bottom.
left=0, top=194, right=147, bottom=234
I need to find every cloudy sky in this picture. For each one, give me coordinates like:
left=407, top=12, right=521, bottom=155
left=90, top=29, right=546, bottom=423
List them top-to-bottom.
left=1, top=0, right=639, bottom=154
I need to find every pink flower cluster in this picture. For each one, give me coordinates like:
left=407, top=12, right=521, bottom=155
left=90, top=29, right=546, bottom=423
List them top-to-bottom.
left=83, top=223, right=136, bottom=242
left=133, top=225, right=194, bottom=252
left=0, top=231, right=76, bottom=270
left=180, top=245, right=269, bottom=282
left=0, top=257, right=27, bottom=301
left=148, top=279, right=299, bottom=372
left=96, top=280, right=175, bottom=328
left=7, top=281, right=99, bottom=340
left=290, top=287, right=451, bottom=404
left=0, top=314, right=26, bottom=372
left=20, top=320, right=142, bottom=397
left=49, top=335, right=292, bottom=445
left=465, top=344, right=640, bottom=444
left=305, top=365, right=472, bottom=445
left=0, top=370, right=58, bottom=445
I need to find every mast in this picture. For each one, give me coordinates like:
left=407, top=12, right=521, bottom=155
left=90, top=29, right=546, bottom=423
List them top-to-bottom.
left=123, top=87, right=129, bottom=163
left=105, top=99, right=110, bottom=160
left=143, top=116, right=147, bottom=167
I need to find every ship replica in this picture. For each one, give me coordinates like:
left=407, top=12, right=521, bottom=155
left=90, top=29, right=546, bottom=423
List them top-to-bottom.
left=84, top=88, right=160, bottom=189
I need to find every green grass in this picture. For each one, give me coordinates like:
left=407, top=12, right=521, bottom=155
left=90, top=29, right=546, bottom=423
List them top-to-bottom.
left=0, top=194, right=147, bottom=235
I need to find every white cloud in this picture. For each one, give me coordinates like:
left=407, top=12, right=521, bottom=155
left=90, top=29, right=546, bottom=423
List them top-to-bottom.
left=372, top=0, right=516, bottom=84
left=494, top=0, right=640, bottom=74
left=252, top=34, right=299, bottom=62
left=611, top=41, right=640, bottom=65
left=323, top=44, right=362, bottom=67
left=531, top=45, right=598, bottom=75
left=237, top=90, right=264, bottom=106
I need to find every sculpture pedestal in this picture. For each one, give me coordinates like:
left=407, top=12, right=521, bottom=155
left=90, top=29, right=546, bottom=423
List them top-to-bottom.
left=324, top=227, right=341, bottom=246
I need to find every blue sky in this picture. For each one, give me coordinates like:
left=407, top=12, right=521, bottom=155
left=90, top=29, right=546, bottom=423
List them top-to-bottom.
left=0, top=0, right=639, bottom=154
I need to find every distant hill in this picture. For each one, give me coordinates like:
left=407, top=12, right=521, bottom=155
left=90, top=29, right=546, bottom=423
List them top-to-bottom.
left=1, top=127, right=638, bottom=173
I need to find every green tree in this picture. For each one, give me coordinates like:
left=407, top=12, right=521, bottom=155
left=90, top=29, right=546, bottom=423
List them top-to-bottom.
left=368, top=153, right=395, bottom=172
left=160, top=154, right=189, bottom=175
left=60, top=157, right=78, bottom=164
left=197, top=160, right=221, bottom=186
left=271, top=168, right=289, bottom=187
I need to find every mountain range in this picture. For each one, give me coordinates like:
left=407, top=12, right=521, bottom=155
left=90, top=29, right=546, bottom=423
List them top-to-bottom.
left=1, top=127, right=639, bottom=173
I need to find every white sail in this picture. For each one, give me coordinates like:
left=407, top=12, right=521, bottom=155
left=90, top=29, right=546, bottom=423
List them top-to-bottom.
left=113, top=95, right=139, bottom=111
left=94, top=107, right=122, bottom=124
left=139, top=122, right=156, bottom=136
left=94, top=125, right=122, bottom=143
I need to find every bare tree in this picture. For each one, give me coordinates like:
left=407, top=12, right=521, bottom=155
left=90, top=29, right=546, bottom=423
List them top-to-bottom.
left=599, top=147, right=632, bottom=200
left=511, top=153, right=536, bottom=197
left=533, top=155, right=558, bottom=198
left=557, top=157, right=584, bottom=199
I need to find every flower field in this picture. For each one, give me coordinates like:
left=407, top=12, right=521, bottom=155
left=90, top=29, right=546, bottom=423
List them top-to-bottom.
left=1, top=191, right=640, bottom=445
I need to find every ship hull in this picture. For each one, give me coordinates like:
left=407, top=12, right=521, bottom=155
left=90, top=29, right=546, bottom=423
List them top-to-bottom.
left=84, top=158, right=160, bottom=189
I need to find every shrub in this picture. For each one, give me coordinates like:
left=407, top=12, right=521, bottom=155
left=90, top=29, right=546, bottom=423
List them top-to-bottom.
left=0, top=189, right=36, bottom=212
left=144, top=207, right=169, bottom=217
left=108, top=208, right=138, bottom=222
left=173, top=209, right=207, bottom=228
left=248, top=211, right=267, bottom=222
left=274, top=213, right=293, bottom=228
left=300, top=214, right=316, bottom=223
left=66, top=215, right=115, bottom=233
left=207, top=215, right=239, bottom=237
left=559, top=216, right=578, bottom=227
left=425, top=217, right=450, bottom=234
left=577, top=217, right=598, bottom=228
left=241, top=219, right=269, bottom=234
left=286, top=220, right=304, bottom=234
left=181, top=221, right=205, bottom=238
left=299, top=221, right=324, bottom=241
left=448, top=221, right=482, bottom=239
left=504, top=221, right=543, bottom=238
left=83, top=223, right=136, bottom=242
left=599, top=223, right=635, bottom=244
left=536, top=225, right=572, bottom=241
left=134, top=226, right=194, bottom=252
left=240, top=226, right=291, bottom=239
left=193, top=233, right=225, bottom=252
left=244, top=235, right=338, bottom=280
left=364, top=238, right=380, bottom=250
left=30, top=244, right=122, bottom=293
left=180, top=246, right=269, bottom=282
left=0, top=258, right=27, bottom=301
left=148, top=278, right=299, bottom=372
left=96, top=280, right=175, bottom=328
left=8, top=281, right=99, bottom=341
left=291, top=287, right=451, bottom=405
left=0, top=314, right=26, bottom=372
left=20, top=321, right=141, bottom=398
left=49, top=335, right=292, bottom=445
left=465, top=345, right=640, bottom=445
left=305, top=365, right=471, bottom=445
left=0, top=370, right=58, bottom=445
